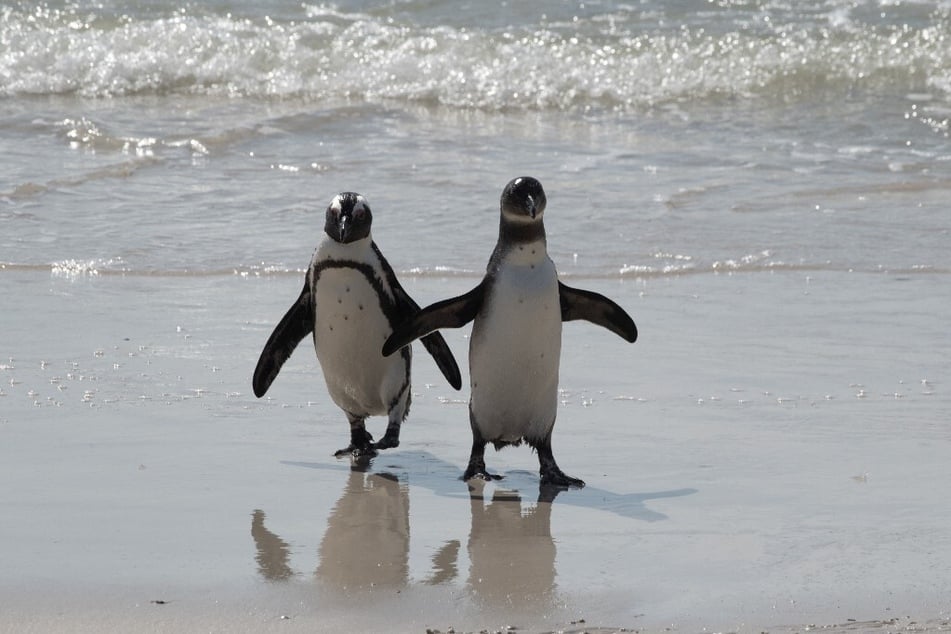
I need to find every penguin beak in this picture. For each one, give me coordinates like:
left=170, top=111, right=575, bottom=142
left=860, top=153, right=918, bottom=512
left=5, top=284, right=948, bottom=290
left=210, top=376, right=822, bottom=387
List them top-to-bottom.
left=526, top=195, right=537, bottom=219
left=338, top=214, right=351, bottom=242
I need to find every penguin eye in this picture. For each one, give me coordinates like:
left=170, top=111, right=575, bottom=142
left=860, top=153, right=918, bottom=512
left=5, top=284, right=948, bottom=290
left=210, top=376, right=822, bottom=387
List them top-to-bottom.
left=352, top=206, right=365, bottom=220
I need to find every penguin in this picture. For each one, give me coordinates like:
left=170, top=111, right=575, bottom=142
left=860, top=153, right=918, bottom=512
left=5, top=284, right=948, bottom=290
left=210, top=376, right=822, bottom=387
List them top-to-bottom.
left=382, top=177, right=637, bottom=488
left=253, top=192, right=462, bottom=457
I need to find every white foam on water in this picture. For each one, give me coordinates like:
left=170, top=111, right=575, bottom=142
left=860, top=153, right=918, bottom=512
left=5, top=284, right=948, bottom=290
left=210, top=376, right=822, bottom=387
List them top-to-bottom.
left=3, top=2, right=951, bottom=108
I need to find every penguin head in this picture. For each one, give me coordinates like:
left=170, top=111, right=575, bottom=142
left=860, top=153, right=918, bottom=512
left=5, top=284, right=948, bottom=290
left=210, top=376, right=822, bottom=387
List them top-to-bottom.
left=500, top=176, right=547, bottom=223
left=325, top=192, right=372, bottom=244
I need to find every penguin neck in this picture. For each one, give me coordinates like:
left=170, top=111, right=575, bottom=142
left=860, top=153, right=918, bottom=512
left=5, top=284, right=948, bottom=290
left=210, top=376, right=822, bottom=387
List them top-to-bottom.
left=498, top=216, right=546, bottom=247
left=491, top=217, right=548, bottom=271
left=317, top=232, right=374, bottom=262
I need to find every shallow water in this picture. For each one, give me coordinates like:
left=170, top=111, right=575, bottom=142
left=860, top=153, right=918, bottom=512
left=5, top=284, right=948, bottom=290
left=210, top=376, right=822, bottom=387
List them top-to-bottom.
left=2, top=0, right=951, bottom=631
left=3, top=0, right=951, bottom=279
left=1, top=268, right=949, bottom=631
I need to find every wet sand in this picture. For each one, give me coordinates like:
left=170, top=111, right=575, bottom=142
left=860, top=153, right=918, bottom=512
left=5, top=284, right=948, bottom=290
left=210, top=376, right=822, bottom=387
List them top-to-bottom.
left=2, top=268, right=950, bottom=632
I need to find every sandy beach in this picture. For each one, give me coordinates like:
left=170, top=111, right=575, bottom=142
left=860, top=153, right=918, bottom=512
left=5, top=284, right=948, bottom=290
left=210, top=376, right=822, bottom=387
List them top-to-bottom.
left=3, top=2, right=951, bottom=630
left=2, top=267, right=949, bottom=633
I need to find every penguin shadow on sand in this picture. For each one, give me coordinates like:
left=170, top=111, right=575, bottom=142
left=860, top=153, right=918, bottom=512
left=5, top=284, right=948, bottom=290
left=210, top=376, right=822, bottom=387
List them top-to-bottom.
left=280, top=450, right=696, bottom=521
left=372, top=450, right=698, bottom=522
left=251, top=452, right=697, bottom=606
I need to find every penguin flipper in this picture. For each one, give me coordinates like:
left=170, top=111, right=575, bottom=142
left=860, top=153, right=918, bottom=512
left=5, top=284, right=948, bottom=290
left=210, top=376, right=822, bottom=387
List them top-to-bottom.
left=372, top=242, right=463, bottom=390
left=252, top=281, right=314, bottom=397
left=558, top=281, right=637, bottom=343
left=382, top=282, right=485, bottom=358
left=419, top=332, right=463, bottom=390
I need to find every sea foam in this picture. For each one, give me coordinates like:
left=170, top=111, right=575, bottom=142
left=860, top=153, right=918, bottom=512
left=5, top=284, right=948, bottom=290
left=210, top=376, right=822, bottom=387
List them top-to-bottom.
left=2, top=2, right=950, bottom=110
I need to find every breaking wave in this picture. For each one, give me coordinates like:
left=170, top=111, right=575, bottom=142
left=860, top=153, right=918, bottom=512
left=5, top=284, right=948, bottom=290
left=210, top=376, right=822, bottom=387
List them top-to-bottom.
left=3, top=1, right=951, bottom=110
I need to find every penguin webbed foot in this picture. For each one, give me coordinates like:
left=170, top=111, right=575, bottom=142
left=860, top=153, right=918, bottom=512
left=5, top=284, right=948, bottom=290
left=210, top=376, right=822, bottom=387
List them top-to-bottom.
left=334, top=425, right=377, bottom=458
left=464, top=428, right=503, bottom=481
left=373, top=434, right=400, bottom=451
left=536, top=440, right=585, bottom=488
left=333, top=444, right=378, bottom=458
left=539, top=466, right=585, bottom=489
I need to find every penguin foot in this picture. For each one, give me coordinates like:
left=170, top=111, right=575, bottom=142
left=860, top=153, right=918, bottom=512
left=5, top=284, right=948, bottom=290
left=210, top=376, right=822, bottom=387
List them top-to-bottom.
left=334, top=427, right=376, bottom=458
left=373, top=434, right=400, bottom=451
left=536, top=439, right=585, bottom=488
left=334, top=444, right=378, bottom=458
left=462, top=465, right=504, bottom=482
left=539, top=467, right=585, bottom=489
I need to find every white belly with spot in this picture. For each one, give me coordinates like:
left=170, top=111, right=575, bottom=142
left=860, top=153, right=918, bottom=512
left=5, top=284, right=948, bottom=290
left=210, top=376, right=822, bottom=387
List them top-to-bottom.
left=469, top=246, right=561, bottom=443
left=311, top=250, right=407, bottom=417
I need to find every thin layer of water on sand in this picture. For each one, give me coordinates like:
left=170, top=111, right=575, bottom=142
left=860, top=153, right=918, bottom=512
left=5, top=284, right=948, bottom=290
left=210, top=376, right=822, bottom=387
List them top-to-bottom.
left=1, top=268, right=948, bottom=631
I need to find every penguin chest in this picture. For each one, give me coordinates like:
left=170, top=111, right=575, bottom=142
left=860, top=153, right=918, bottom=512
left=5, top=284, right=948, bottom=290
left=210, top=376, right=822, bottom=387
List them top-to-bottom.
left=470, top=257, right=562, bottom=442
left=312, top=267, right=406, bottom=416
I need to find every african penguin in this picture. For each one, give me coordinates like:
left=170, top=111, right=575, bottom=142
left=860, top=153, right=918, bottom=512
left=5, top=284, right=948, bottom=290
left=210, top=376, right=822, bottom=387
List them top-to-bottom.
left=382, top=177, right=637, bottom=488
left=253, top=192, right=462, bottom=457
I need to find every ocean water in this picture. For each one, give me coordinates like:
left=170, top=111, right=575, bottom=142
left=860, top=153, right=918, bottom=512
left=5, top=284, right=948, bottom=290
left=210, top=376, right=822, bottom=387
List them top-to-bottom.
left=2, top=0, right=950, bottom=279
left=2, top=1, right=951, bottom=631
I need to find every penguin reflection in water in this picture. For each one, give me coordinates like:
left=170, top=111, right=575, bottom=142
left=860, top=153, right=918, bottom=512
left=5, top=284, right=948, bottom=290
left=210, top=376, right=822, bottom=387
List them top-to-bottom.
left=384, top=177, right=637, bottom=487
left=253, top=193, right=462, bottom=457
left=250, top=464, right=410, bottom=589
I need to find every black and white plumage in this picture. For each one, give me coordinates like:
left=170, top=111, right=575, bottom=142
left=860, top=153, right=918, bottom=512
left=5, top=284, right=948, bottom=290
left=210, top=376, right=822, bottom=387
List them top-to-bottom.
left=383, top=177, right=637, bottom=487
left=253, top=192, right=462, bottom=457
